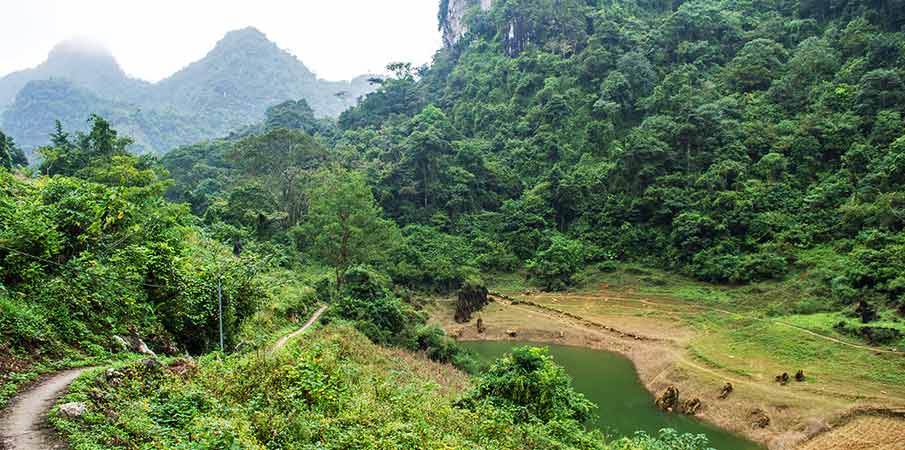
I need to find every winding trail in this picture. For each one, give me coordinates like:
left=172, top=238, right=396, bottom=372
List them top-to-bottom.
left=270, top=304, right=328, bottom=353
left=1, top=305, right=328, bottom=450
left=0, top=368, right=91, bottom=450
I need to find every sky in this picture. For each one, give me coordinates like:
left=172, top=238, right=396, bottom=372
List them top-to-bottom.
left=0, top=0, right=444, bottom=82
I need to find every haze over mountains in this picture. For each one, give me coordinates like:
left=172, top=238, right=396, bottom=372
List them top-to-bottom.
left=0, top=27, right=375, bottom=158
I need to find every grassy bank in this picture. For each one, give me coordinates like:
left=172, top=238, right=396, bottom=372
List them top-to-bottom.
left=52, top=324, right=720, bottom=450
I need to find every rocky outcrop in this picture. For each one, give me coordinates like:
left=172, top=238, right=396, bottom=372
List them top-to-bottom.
left=441, top=0, right=494, bottom=47
left=455, top=283, right=490, bottom=323
left=718, top=382, right=734, bottom=399
left=655, top=386, right=680, bottom=412
left=681, top=398, right=703, bottom=415
left=751, top=408, right=771, bottom=428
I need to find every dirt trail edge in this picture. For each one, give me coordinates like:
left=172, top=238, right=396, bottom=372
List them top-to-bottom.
left=270, top=304, right=328, bottom=354
left=1, top=306, right=328, bottom=450
left=0, top=368, right=91, bottom=450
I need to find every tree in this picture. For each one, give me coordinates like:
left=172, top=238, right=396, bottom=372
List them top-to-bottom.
left=725, top=38, right=787, bottom=92
left=264, top=99, right=323, bottom=134
left=38, top=115, right=132, bottom=177
left=228, top=128, right=327, bottom=227
left=0, top=131, right=27, bottom=169
left=303, top=168, right=399, bottom=287
left=527, top=234, right=586, bottom=291
left=463, top=346, right=595, bottom=423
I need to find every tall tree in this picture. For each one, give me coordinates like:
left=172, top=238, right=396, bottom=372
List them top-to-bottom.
left=303, top=168, right=399, bottom=288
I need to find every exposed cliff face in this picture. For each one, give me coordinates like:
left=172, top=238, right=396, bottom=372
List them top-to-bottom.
left=441, top=0, right=493, bottom=47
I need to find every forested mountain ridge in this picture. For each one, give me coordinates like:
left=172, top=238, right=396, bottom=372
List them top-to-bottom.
left=165, top=0, right=905, bottom=327
left=0, top=28, right=375, bottom=158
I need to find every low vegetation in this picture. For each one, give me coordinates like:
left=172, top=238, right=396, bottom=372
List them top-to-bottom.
left=52, top=325, right=714, bottom=450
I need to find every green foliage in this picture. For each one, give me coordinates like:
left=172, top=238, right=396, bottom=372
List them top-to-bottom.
left=315, top=0, right=905, bottom=318
left=0, top=130, right=27, bottom=169
left=0, top=131, right=273, bottom=359
left=301, top=167, right=400, bottom=286
left=390, top=224, right=479, bottom=291
left=527, top=234, right=585, bottom=291
left=327, top=265, right=476, bottom=370
left=55, top=325, right=695, bottom=449
left=462, top=346, right=595, bottom=423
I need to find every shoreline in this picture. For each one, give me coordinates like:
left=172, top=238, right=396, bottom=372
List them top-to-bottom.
left=439, top=296, right=904, bottom=450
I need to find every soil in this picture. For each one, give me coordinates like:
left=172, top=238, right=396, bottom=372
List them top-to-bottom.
left=431, top=291, right=905, bottom=450
left=270, top=305, right=328, bottom=353
left=1, top=306, right=330, bottom=450
left=0, top=368, right=90, bottom=450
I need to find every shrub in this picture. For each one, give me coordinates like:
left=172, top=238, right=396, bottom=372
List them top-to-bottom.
left=527, top=235, right=586, bottom=291
left=461, top=346, right=595, bottom=423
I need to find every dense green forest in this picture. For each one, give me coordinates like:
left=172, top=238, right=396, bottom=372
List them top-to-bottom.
left=3, top=0, right=905, bottom=448
left=164, top=0, right=905, bottom=318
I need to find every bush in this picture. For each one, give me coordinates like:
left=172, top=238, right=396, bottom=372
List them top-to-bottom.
left=390, top=225, right=479, bottom=291
left=527, top=235, right=586, bottom=291
left=461, top=346, right=595, bottom=423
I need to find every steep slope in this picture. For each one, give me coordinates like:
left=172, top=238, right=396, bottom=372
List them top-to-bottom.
left=153, top=27, right=368, bottom=135
left=0, top=28, right=375, bottom=158
left=0, top=38, right=149, bottom=109
left=1, top=79, right=206, bottom=158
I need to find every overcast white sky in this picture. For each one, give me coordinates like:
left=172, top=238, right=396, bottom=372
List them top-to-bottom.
left=0, top=0, right=443, bottom=81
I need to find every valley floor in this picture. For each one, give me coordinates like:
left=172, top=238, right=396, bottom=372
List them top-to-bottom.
left=429, top=270, right=905, bottom=450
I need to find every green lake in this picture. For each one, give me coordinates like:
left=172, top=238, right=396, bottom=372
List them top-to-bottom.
left=463, top=341, right=763, bottom=450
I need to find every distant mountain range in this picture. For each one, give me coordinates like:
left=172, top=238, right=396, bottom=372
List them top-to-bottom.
left=0, top=27, right=376, bottom=158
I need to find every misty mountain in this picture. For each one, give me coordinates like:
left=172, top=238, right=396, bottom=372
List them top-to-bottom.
left=0, top=27, right=375, bottom=156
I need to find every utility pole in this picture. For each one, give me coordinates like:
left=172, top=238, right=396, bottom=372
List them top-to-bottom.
left=218, top=275, right=224, bottom=352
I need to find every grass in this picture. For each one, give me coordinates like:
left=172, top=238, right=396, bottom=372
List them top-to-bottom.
left=488, top=264, right=905, bottom=398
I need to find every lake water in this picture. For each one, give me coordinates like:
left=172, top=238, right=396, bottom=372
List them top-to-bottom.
left=463, top=341, right=762, bottom=450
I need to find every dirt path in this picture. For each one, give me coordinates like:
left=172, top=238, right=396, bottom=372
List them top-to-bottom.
left=270, top=305, right=328, bottom=354
left=1, top=306, right=328, bottom=450
left=0, top=368, right=90, bottom=450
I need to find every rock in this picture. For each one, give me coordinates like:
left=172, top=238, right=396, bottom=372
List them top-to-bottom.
left=441, top=0, right=494, bottom=47
left=455, top=283, right=490, bottom=323
left=476, top=317, right=486, bottom=334
left=505, top=329, right=518, bottom=337
left=112, top=335, right=130, bottom=353
left=133, top=338, right=157, bottom=358
left=167, top=357, right=197, bottom=377
left=140, top=358, right=163, bottom=371
left=104, top=368, right=123, bottom=382
left=795, top=370, right=805, bottom=382
left=775, top=372, right=790, bottom=385
left=718, top=382, right=734, bottom=399
left=655, top=386, right=680, bottom=412
left=681, top=398, right=703, bottom=415
left=58, top=402, right=88, bottom=419
left=751, top=408, right=771, bottom=428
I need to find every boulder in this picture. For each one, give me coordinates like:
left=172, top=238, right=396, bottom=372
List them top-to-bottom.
left=455, top=283, right=490, bottom=323
left=476, top=317, right=486, bottom=334
left=505, top=329, right=518, bottom=337
left=112, top=335, right=130, bottom=353
left=132, top=337, right=157, bottom=358
left=140, top=358, right=163, bottom=371
left=775, top=372, right=790, bottom=385
left=718, top=382, right=734, bottom=399
left=655, top=386, right=680, bottom=412
left=681, top=398, right=703, bottom=415
left=58, top=402, right=88, bottom=419
left=751, top=408, right=771, bottom=428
